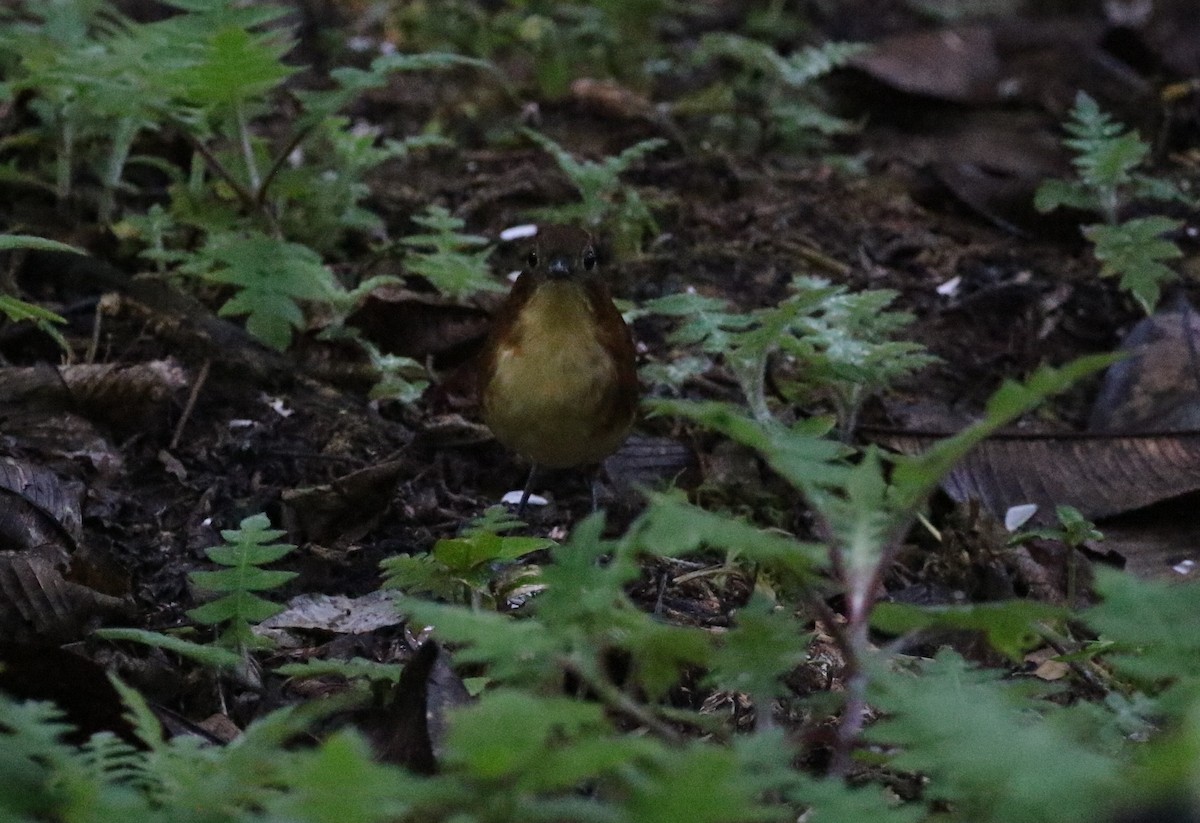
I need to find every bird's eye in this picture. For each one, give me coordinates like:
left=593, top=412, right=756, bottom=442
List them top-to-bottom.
left=582, top=247, right=597, bottom=270
left=527, top=251, right=539, bottom=268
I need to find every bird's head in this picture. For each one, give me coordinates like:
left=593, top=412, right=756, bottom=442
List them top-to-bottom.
left=525, top=225, right=599, bottom=282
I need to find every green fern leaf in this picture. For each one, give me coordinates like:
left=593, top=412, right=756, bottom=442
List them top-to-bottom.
left=1083, top=216, right=1182, bottom=313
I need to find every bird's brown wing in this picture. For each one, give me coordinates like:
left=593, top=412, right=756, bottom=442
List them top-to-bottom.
left=478, top=270, right=540, bottom=404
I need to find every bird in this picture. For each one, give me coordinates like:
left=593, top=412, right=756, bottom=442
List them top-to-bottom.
left=479, top=224, right=639, bottom=512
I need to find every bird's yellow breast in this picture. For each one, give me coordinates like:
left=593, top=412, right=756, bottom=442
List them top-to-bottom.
left=482, top=281, right=628, bottom=468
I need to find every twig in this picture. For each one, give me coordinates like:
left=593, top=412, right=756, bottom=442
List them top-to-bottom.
left=171, top=358, right=210, bottom=450
left=1036, top=624, right=1113, bottom=697
left=559, top=657, right=684, bottom=746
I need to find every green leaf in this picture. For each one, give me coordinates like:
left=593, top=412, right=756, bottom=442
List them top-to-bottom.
left=167, top=25, right=294, bottom=111
left=697, top=34, right=864, bottom=88
left=1036, top=91, right=1183, bottom=226
left=1063, top=92, right=1148, bottom=195
left=524, top=129, right=665, bottom=234
left=1034, top=178, right=1097, bottom=213
left=399, top=205, right=500, bottom=298
left=1084, top=216, right=1182, bottom=314
left=183, top=232, right=343, bottom=349
left=0, top=234, right=87, bottom=254
left=646, top=277, right=932, bottom=425
left=890, top=353, right=1118, bottom=510
left=651, top=399, right=850, bottom=490
left=634, top=491, right=825, bottom=579
left=383, top=506, right=553, bottom=605
left=183, top=512, right=297, bottom=653
left=433, top=533, right=552, bottom=574
left=380, top=553, right=467, bottom=602
left=189, top=567, right=297, bottom=594
left=1086, top=568, right=1200, bottom=703
left=706, top=595, right=810, bottom=698
left=401, top=599, right=560, bottom=686
left=872, top=600, right=1068, bottom=661
left=624, top=621, right=712, bottom=698
left=94, top=627, right=242, bottom=669
left=869, top=650, right=1118, bottom=822
left=274, top=657, right=404, bottom=684
left=108, top=674, right=166, bottom=751
left=444, top=690, right=609, bottom=783
left=0, top=695, right=74, bottom=817
left=267, top=731, right=412, bottom=823
left=622, top=736, right=795, bottom=823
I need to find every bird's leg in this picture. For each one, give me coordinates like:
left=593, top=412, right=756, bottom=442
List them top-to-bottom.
left=516, top=464, right=538, bottom=518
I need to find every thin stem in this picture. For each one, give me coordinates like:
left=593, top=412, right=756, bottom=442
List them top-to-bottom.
left=235, top=102, right=262, bottom=193
left=57, top=107, right=75, bottom=206
left=99, top=115, right=139, bottom=224
left=173, top=122, right=282, bottom=237
left=255, top=123, right=315, bottom=209
left=176, top=127, right=257, bottom=210
left=517, top=464, right=538, bottom=518
left=815, top=513, right=914, bottom=776
left=1067, top=545, right=1078, bottom=609
left=829, top=621, right=869, bottom=776
left=1036, top=623, right=1112, bottom=696
left=559, top=657, right=684, bottom=746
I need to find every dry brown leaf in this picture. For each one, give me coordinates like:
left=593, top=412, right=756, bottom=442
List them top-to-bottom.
left=851, top=26, right=1000, bottom=102
left=882, top=431, right=1200, bottom=523
left=0, top=457, right=83, bottom=545
left=280, top=459, right=407, bottom=546
left=0, top=551, right=131, bottom=643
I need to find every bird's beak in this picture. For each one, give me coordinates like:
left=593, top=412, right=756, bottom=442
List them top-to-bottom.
left=547, top=256, right=573, bottom=279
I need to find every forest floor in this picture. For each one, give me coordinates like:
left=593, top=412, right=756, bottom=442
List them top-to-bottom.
left=3, top=0, right=1200, bottom=754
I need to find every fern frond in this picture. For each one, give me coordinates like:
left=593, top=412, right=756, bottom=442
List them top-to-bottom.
left=186, top=512, right=298, bottom=654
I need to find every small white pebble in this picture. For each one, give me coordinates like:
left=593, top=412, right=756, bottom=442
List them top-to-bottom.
left=936, top=275, right=961, bottom=297
left=262, top=395, right=294, bottom=418
left=228, top=419, right=255, bottom=429
left=502, top=490, right=548, bottom=507
left=1173, top=559, right=1196, bottom=576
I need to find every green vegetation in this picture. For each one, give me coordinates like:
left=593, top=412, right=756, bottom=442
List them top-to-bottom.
left=0, top=0, right=493, bottom=354
left=389, top=0, right=669, bottom=96
left=3, top=2, right=1199, bottom=823
left=686, top=36, right=864, bottom=154
left=1036, top=91, right=1192, bottom=312
left=524, top=130, right=666, bottom=256
left=397, top=205, right=500, bottom=298
left=0, top=234, right=80, bottom=352
left=643, top=277, right=934, bottom=431
left=14, top=365, right=1200, bottom=821
left=1010, top=504, right=1104, bottom=607
left=382, top=506, right=554, bottom=608
left=98, top=513, right=296, bottom=672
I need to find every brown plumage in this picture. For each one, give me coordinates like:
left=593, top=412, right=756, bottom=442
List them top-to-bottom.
left=480, top=225, right=638, bottom=471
